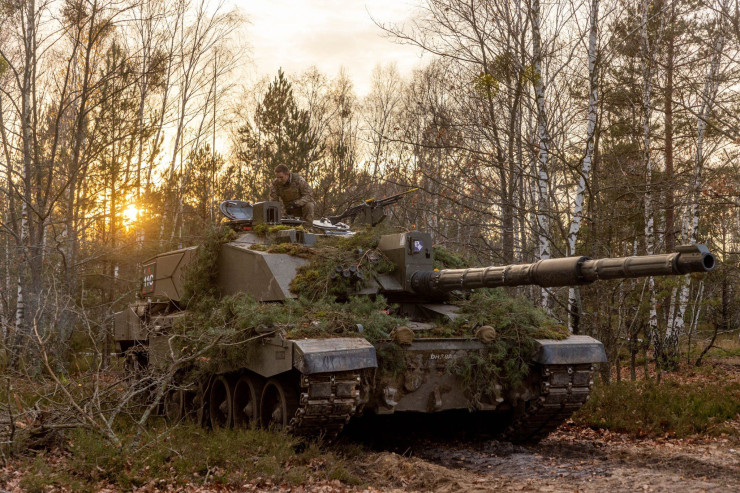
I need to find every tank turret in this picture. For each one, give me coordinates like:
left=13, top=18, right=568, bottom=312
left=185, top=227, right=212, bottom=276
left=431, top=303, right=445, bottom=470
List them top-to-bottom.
left=373, top=231, right=715, bottom=298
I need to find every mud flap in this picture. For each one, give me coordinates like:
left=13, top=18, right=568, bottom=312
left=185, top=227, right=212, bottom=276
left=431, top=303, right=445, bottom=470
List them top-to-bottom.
left=532, top=335, right=607, bottom=365
left=293, top=338, right=377, bottom=374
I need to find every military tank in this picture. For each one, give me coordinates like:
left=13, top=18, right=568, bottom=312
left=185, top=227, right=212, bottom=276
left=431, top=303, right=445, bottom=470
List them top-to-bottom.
left=114, top=199, right=716, bottom=443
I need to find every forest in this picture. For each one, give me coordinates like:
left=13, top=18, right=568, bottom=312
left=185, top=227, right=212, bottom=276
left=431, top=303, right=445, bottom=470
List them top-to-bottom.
left=1, top=0, right=740, bottom=491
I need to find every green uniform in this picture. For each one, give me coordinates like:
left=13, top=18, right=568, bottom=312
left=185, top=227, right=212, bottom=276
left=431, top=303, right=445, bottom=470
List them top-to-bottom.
left=269, top=172, right=315, bottom=225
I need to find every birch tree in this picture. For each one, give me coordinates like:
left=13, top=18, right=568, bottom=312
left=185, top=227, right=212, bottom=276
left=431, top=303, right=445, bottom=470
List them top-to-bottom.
left=165, top=0, right=239, bottom=243
left=378, top=0, right=531, bottom=263
left=531, top=0, right=553, bottom=309
left=567, top=0, right=601, bottom=332
left=639, top=0, right=664, bottom=358
left=666, top=3, right=727, bottom=361
left=364, top=63, right=402, bottom=183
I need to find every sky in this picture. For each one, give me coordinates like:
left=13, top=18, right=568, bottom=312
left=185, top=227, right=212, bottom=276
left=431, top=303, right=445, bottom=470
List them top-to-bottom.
left=239, top=0, right=426, bottom=96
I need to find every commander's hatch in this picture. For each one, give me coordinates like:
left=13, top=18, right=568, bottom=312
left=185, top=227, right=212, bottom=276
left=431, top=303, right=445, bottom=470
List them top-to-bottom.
left=219, top=200, right=303, bottom=231
left=220, top=200, right=253, bottom=221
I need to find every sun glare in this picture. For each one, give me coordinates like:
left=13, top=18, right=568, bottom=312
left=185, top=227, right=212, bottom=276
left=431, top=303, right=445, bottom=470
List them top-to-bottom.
left=122, top=204, right=139, bottom=228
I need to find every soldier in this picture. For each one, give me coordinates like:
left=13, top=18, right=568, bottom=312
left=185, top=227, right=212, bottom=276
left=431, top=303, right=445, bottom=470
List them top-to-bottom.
left=269, top=164, right=315, bottom=226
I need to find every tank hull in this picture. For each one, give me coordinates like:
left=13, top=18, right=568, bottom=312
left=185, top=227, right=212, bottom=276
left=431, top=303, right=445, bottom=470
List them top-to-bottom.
left=115, top=302, right=605, bottom=441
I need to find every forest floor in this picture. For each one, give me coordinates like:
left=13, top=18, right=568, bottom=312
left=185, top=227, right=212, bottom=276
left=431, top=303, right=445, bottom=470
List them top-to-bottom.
left=2, top=355, right=739, bottom=492
left=2, top=423, right=738, bottom=492
left=391, top=424, right=740, bottom=492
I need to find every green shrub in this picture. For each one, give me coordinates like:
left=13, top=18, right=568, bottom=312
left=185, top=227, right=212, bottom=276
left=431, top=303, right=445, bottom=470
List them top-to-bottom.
left=574, top=378, right=740, bottom=437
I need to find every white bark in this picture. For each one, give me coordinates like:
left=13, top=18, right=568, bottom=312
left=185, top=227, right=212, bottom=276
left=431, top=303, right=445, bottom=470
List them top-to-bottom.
left=14, top=0, right=37, bottom=341
left=531, top=0, right=552, bottom=308
left=568, top=0, right=599, bottom=332
left=639, top=0, right=663, bottom=337
left=669, top=23, right=725, bottom=341
left=0, top=97, right=13, bottom=341
left=15, top=203, right=28, bottom=334
left=2, top=231, right=8, bottom=340
left=689, top=281, right=705, bottom=338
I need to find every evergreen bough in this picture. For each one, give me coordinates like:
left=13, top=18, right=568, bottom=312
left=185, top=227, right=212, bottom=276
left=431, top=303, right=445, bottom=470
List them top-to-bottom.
left=172, top=226, right=570, bottom=395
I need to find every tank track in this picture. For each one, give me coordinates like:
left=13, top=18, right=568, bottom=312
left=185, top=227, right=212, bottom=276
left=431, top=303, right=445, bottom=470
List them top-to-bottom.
left=502, top=363, right=595, bottom=443
left=288, top=371, right=362, bottom=438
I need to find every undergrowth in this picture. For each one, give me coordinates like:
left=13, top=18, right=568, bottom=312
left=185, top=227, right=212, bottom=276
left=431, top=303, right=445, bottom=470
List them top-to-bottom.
left=574, top=377, right=740, bottom=437
left=13, top=423, right=362, bottom=492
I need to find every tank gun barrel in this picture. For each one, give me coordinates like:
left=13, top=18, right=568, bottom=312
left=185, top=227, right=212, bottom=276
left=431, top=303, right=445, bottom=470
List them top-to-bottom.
left=410, top=244, right=715, bottom=296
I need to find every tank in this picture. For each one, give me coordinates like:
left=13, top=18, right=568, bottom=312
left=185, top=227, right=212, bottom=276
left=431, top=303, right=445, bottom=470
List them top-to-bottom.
left=114, top=199, right=716, bottom=443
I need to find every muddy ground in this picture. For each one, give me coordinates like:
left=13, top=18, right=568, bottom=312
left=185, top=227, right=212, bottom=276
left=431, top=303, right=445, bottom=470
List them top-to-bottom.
left=348, top=420, right=740, bottom=493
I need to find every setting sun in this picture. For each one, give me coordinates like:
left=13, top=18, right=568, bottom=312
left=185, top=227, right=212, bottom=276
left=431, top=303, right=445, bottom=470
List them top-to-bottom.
left=122, top=204, right=139, bottom=228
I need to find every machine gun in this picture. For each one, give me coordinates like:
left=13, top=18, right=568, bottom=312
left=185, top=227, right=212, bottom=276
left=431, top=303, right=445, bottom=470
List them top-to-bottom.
left=327, top=188, right=418, bottom=226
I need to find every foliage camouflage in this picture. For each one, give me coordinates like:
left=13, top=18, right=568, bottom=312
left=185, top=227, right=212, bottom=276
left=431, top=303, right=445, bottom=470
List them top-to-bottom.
left=180, top=226, right=237, bottom=304
left=287, top=226, right=395, bottom=299
left=174, top=227, right=570, bottom=394
left=432, top=245, right=473, bottom=269
left=445, top=289, right=569, bottom=404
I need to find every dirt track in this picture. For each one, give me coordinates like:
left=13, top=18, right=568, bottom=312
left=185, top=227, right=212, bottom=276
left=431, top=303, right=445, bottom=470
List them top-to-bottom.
left=359, top=425, right=740, bottom=492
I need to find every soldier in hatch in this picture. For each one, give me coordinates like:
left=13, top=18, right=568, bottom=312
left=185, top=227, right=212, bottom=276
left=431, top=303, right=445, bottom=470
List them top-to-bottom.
left=269, top=164, right=316, bottom=226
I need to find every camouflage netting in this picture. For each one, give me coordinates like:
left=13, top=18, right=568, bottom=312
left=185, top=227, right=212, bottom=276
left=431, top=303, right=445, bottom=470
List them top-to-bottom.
left=171, top=226, right=569, bottom=391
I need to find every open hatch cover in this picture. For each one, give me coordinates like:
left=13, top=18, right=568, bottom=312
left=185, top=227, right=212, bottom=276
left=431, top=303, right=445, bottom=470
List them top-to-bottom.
left=219, top=200, right=253, bottom=221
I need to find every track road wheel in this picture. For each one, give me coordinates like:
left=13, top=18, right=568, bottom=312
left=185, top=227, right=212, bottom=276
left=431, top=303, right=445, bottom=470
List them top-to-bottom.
left=123, top=349, right=148, bottom=375
left=233, top=374, right=263, bottom=428
left=209, top=375, right=233, bottom=428
left=260, top=377, right=299, bottom=431
left=164, top=389, right=185, bottom=423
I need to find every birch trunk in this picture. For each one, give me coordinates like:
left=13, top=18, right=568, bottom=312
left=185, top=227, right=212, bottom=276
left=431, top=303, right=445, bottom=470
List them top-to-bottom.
left=13, top=0, right=37, bottom=363
left=63, top=0, right=101, bottom=348
left=531, top=0, right=552, bottom=308
left=568, top=0, right=599, bottom=332
left=639, top=0, right=663, bottom=350
left=664, top=3, right=676, bottom=252
left=668, top=25, right=725, bottom=354
left=0, top=94, right=15, bottom=342
left=2, top=230, right=8, bottom=341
